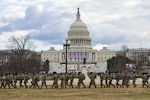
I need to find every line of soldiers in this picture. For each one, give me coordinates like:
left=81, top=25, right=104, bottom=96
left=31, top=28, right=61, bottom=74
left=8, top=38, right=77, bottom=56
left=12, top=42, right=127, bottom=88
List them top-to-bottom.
left=0, top=71, right=149, bottom=89
left=50, top=71, right=150, bottom=89
left=51, top=71, right=97, bottom=89
left=99, top=71, right=150, bottom=88
left=51, top=72, right=86, bottom=89
left=0, top=73, right=47, bottom=89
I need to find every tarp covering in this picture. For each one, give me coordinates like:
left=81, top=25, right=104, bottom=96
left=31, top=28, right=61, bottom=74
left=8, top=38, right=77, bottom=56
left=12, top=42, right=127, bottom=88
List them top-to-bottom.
left=95, top=62, right=107, bottom=73
left=48, top=63, right=61, bottom=74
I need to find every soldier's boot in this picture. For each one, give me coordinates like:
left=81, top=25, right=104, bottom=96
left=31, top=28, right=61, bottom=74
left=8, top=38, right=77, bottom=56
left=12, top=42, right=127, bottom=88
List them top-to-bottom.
left=89, top=82, right=91, bottom=88
left=24, top=83, right=28, bottom=88
left=82, top=83, right=86, bottom=88
left=142, top=83, right=144, bottom=88
left=8, top=84, right=11, bottom=89
left=94, top=84, right=97, bottom=88
left=111, top=84, right=115, bottom=88
left=113, top=84, right=116, bottom=88
left=133, top=84, right=137, bottom=88
left=37, top=85, right=40, bottom=89
left=45, top=85, right=48, bottom=89
left=71, top=85, right=73, bottom=88
left=89, top=85, right=91, bottom=88
left=117, top=85, right=118, bottom=88
left=127, top=85, right=129, bottom=88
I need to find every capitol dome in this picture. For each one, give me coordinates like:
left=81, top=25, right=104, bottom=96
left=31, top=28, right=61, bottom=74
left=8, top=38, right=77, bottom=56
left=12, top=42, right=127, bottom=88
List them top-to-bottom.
left=66, top=8, right=92, bottom=49
left=70, top=19, right=87, bottom=30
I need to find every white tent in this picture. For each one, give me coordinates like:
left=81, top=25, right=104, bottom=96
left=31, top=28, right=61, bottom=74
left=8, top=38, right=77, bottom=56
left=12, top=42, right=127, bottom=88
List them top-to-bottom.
left=95, top=62, right=107, bottom=73
left=48, top=63, right=62, bottom=74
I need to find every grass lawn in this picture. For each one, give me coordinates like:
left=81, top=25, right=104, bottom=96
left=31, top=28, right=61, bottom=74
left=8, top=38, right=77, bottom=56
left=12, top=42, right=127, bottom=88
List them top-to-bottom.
left=0, top=85, right=150, bottom=100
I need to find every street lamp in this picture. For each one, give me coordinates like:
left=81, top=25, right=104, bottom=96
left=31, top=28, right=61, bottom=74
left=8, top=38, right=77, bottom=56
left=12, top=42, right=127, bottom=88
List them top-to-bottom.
left=63, top=40, right=71, bottom=73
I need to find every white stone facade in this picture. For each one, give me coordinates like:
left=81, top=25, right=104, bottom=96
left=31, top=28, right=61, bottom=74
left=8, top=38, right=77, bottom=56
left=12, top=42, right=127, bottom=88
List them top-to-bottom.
left=41, top=8, right=116, bottom=73
left=126, top=48, right=150, bottom=65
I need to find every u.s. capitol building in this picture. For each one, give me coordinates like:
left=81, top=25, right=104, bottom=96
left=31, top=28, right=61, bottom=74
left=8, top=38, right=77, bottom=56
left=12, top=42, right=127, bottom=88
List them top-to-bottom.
left=41, top=8, right=116, bottom=73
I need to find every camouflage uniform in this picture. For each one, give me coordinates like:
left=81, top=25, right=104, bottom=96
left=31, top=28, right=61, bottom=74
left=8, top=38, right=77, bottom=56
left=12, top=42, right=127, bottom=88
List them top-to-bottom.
left=104, top=71, right=109, bottom=88
left=51, top=72, right=59, bottom=89
left=76, top=72, right=86, bottom=88
left=89, top=72, right=97, bottom=88
left=132, top=72, right=137, bottom=88
left=10, top=73, right=15, bottom=88
left=18, top=73, right=24, bottom=88
left=24, top=73, right=30, bottom=88
left=41, top=73, right=47, bottom=89
left=59, top=73, right=65, bottom=89
left=64, top=73, right=70, bottom=88
left=69, top=73, right=75, bottom=88
left=100, top=73, right=105, bottom=88
left=108, top=73, right=115, bottom=88
left=115, top=73, right=121, bottom=88
left=122, top=73, right=130, bottom=88
left=142, top=73, right=149, bottom=88
left=4, top=74, right=11, bottom=89
left=13, top=74, right=18, bottom=88
left=30, top=74, right=40, bottom=88
left=30, top=74, right=34, bottom=88
left=0, top=75, right=6, bottom=89
left=0, top=75, right=2, bottom=88
left=33, top=75, right=40, bottom=88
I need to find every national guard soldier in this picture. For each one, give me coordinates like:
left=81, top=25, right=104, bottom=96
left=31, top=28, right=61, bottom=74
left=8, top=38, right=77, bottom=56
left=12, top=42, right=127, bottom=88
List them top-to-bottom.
left=105, top=71, right=109, bottom=88
left=41, top=72, right=47, bottom=89
left=51, top=72, right=59, bottom=89
left=76, top=72, right=86, bottom=88
left=88, top=72, right=97, bottom=88
left=100, top=72, right=105, bottom=88
left=108, top=72, right=115, bottom=88
left=115, top=72, right=121, bottom=88
left=121, top=72, right=125, bottom=88
left=122, top=72, right=130, bottom=88
left=132, top=72, right=137, bottom=88
left=142, top=72, right=149, bottom=88
left=9, top=73, right=15, bottom=88
left=13, top=73, right=18, bottom=88
left=18, top=73, right=24, bottom=88
left=24, top=73, right=30, bottom=88
left=30, top=73, right=40, bottom=89
left=30, top=73, right=35, bottom=88
left=30, top=73, right=34, bottom=88
left=59, top=73, right=65, bottom=89
left=64, top=73, right=70, bottom=88
left=69, top=73, right=75, bottom=88
left=126, top=73, right=131, bottom=87
left=0, top=74, right=5, bottom=89
left=4, top=74, right=11, bottom=89
left=33, top=74, right=40, bottom=88
left=0, top=75, right=3, bottom=88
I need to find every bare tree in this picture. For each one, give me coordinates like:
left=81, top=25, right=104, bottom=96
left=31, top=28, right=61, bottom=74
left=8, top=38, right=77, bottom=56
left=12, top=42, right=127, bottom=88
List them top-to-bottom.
left=7, top=35, right=40, bottom=73
left=120, top=45, right=129, bottom=68
left=121, top=45, right=128, bottom=52
left=0, top=51, right=9, bottom=74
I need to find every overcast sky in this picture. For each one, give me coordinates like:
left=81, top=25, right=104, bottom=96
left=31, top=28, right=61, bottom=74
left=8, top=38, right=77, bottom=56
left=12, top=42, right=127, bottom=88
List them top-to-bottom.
left=0, top=0, right=150, bottom=51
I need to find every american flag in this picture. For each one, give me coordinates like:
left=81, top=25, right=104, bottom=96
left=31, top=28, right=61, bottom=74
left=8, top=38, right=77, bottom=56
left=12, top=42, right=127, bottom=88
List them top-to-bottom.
left=126, top=63, right=134, bottom=70
left=126, top=64, right=133, bottom=68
